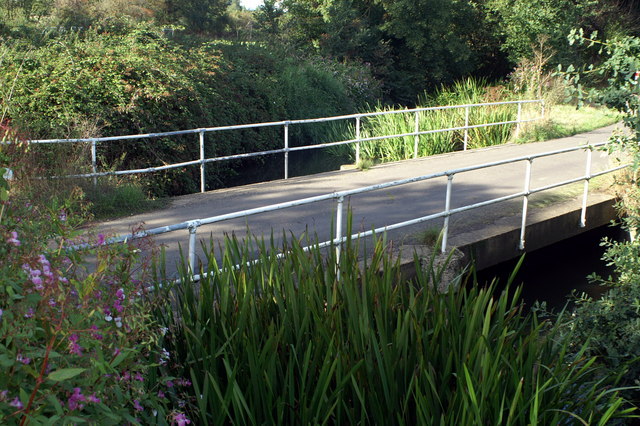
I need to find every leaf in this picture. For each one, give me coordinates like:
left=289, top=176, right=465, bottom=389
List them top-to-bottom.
left=48, top=368, right=87, bottom=382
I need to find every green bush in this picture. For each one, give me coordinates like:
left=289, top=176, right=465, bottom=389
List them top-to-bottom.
left=0, top=22, right=380, bottom=197
left=156, top=231, right=635, bottom=424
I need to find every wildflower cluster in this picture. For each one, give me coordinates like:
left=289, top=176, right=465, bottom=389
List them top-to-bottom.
left=0, top=182, right=192, bottom=424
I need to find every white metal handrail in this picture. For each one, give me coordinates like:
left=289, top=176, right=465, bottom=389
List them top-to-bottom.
left=25, top=99, right=544, bottom=192
left=85, top=140, right=626, bottom=277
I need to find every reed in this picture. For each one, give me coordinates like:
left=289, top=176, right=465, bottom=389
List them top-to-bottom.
left=354, top=78, right=516, bottom=162
left=155, top=231, right=635, bottom=424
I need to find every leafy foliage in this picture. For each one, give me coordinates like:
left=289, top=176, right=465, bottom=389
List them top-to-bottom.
left=0, top=22, right=380, bottom=196
left=0, top=179, right=192, bottom=424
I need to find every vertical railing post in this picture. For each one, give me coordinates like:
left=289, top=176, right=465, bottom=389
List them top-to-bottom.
left=541, top=99, right=546, bottom=118
left=515, top=102, right=523, bottom=139
left=463, top=107, right=469, bottom=151
left=414, top=110, right=420, bottom=159
left=355, top=116, right=361, bottom=165
left=284, top=121, right=290, bottom=179
left=199, top=130, right=205, bottom=193
left=90, top=139, right=97, bottom=187
left=580, top=146, right=593, bottom=228
left=519, top=158, right=533, bottom=250
left=441, top=174, right=454, bottom=253
left=335, top=195, right=345, bottom=279
left=188, top=223, right=198, bottom=274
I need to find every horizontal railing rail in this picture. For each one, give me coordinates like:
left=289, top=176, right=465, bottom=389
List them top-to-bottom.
left=24, top=99, right=544, bottom=192
left=82, top=139, right=625, bottom=281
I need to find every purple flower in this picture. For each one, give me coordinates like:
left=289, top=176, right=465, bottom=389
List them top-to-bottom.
left=59, top=210, right=67, bottom=222
left=6, top=231, right=20, bottom=246
left=97, top=234, right=106, bottom=245
left=38, top=254, right=49, bottom=266
left=116, top=288, right=126, bottom=300
left=48, top=298, right=56, bottom=307
left=0, top=308, right=3, bottom=321
left=24, top=308, right=34, bottom=319
left=68, top=334, right=83, bottom=356
left=16, top=353, right=31, bottom=365
left=135, top=372, right=144, bottom=382
left=166, top=380, right=174, bottom=388
left=67, top=388, right=86, bottom=410
left=0, top=390, right=7, bottom=401
left=157, top=390, right=165, bottom=398
left=87, top=393, right=101, bottom=403
left=9, top=397, right=23, bottom=409
left=133, top=399, right=143, bottom=412
left=173, top=412, right=191, bottom=426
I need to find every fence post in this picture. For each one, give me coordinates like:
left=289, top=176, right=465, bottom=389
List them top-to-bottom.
left=515, top=102, right=523, bottom=139
left=463, top=107, right=469, bottom=151
left=414, top=111, right=420, bottom=159
left=355, top=116, right=361, bottom=165
left=284, top=122, right=290, bottom=179
left=199, top=130, right=205, bottom=193
left=90, top=139, right=97, bottom=187
left=580, top=146, right=593, bottom=228
left=519, top=158, right=533, bottom=250
left=441, top=174, right=454, bottom=253
left=335, top=195, right=344, bottom=279
left=188, top=223, right=198, bottom=274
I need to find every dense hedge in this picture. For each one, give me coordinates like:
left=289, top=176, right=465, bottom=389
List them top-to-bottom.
left=0, top=21, right=380, bottom=195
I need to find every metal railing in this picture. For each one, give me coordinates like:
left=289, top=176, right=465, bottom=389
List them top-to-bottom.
left=27, top=99, right=544, bottom=193
left=97, top=139, right=626, bottom=279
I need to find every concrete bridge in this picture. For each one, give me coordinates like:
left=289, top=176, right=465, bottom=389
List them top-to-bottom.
left=94, top=124, right=625, bottom=277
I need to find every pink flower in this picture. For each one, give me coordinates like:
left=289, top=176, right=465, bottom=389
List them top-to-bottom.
left=6, top=231, right=20, bottom=246
left=97, top=234, right=105, bottom=245
left=68, top=334, right=83, bottom=356
left=16, top=354, right=31, bottom=365
left=67, top=388, right=86, bottom=410
left=87, top=393, right=101, bottom=403
left=9, top=397, right=23, bottom=409
left=173, top=412, right=191, bottom=426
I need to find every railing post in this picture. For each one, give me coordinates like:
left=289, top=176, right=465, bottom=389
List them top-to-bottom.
left=541, top=100, right=546, bottom=118
left=515, top=102, right=523, bottom=139
left=463, top=107, right=469, bottom=151
left=414, top=111, right=420, bottom=159
left=355, top=116, right=361, bottom=165
left=284, top=121, right=290, bottom=179
left=199, top=130, right=205, bottom=193
left=90, top=139, right=97, bottom=187
left=580, top=146, right=593, bottom=228
left=519, top=158, right=533, bottom=250
left=441, top=174, right=454, bottom=253
left=335, top=195, right=344, bottom=279
left=188, top=223, right=198, bottom=274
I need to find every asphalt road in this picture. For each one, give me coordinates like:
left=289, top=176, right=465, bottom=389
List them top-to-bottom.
left=93, top=124, right=624, bottom=278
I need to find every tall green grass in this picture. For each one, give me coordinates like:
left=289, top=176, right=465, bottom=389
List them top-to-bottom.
left=354, top=79, right=517, bottom=162
left=156, top=231, right=635, bottom=424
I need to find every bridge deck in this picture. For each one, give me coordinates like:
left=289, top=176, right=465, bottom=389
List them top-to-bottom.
left=94, top=124, right=624, bottom=275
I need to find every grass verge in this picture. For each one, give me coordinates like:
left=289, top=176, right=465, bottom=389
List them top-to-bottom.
left=516, top=104, right=622, bottom=143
